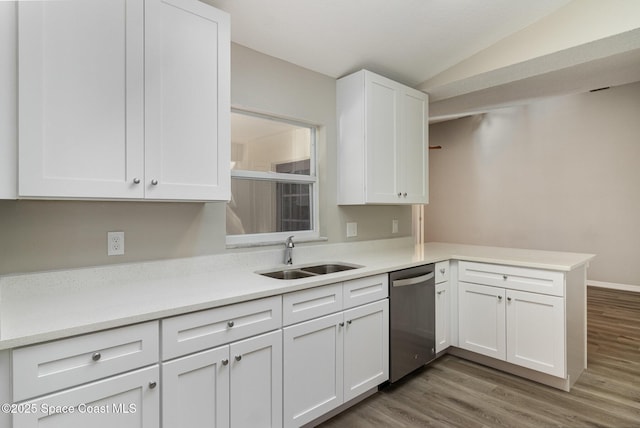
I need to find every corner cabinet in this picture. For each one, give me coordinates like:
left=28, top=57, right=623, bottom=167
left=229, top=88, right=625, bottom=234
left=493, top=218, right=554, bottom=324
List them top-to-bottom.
left=16, top=0, right=230, bottom=201
left=337, top=69, right=428, bottom=205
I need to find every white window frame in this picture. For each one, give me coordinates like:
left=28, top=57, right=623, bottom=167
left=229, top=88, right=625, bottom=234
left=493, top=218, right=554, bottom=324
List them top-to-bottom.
left=226, top=109, right=320, bottom=247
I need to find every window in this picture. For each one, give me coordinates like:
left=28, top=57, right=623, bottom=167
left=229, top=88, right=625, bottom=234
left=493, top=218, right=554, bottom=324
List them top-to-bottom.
left=226, top=110, right=318, bottom=245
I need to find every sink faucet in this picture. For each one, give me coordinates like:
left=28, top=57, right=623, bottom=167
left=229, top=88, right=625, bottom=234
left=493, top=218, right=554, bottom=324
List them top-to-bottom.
left=284, top=236, right=295, bottom=265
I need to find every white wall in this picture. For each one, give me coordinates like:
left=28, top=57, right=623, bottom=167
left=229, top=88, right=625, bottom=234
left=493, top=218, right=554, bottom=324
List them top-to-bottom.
left=0, top=42, right=411, bottom=275
left=426, top=81, right=640, bottom=287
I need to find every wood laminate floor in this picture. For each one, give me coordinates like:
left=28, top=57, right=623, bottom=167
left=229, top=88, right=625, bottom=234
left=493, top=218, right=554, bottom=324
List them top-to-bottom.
left=319, top=286, right=640, bottom=427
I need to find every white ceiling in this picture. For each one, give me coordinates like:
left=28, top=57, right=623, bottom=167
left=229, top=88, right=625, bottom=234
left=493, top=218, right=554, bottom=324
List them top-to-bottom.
left=207, top=0, right=640, bottom=118
left=208, top=0, right=571, bottom=87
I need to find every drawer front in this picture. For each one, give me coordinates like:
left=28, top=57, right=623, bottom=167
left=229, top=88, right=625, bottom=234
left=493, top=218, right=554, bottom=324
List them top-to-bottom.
left=435, top=261, right=450, bottom=284
left=459, top=261, right=565, bottom=296
left=343, top=274, right=388, bottom=309
left=283, top=283, right=343, bottom=326
left=162, top=296, right=282, bottom=360
left=12, top=321, right=159, bottom=401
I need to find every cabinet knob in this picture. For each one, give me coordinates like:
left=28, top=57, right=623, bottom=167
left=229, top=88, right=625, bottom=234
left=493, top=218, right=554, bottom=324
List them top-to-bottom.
left=133, top=177, right=141, bottom=184
left=151, top=179, right=159, bottom=185
left=397, top=192, right=402, bottom=197
left=403, top=192, right=407, bottom=197
left=440, top=268, right=446, bottom=275
left=503, top=275, right=508, bottom=280
left=437, top=290, right=444, bottom=295
left=497, top=295, right=503, bottom=301
left=507, top=297, right=512, bottom=302
left=347, top=319, right=352, bottom=325
left=227, top=320, right=234, bottom=328
left=339, top=322, right=344, bottom=327
left=91, top=352, right=101, bottom=362
left=235, top=355, right=242, bottom=362
left=221, top=359, right=229, bottom=366
left=148, top=381, right=157, bottom=389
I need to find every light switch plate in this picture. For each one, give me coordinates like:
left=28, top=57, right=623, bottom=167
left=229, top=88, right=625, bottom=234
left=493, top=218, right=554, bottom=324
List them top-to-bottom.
left=392, top=219, right=399, bottom=234
left=346, top=222, right=358, bottom=238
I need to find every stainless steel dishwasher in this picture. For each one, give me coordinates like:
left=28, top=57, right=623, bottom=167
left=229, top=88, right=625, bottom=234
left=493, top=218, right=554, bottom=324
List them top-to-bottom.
left=389, top=263, right=436, bottom=382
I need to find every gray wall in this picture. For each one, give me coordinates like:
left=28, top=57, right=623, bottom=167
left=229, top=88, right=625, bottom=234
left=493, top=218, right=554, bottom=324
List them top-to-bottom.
left=0, top=43, right=411, bottom=275
left=426, top=81, right=640, bottom=286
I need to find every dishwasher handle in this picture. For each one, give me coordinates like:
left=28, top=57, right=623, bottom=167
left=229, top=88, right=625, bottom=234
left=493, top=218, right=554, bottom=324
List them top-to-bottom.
left=392, top=272, right=435, bottom=287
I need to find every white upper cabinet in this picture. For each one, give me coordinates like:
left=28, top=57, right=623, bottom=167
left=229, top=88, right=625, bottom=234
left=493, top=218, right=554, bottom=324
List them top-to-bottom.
left=16, top=0, right=230, bottom=201
left=337, top=69, right=428, bottom=205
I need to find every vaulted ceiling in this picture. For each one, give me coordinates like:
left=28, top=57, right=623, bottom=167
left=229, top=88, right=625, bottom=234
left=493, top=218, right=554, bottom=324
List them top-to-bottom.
left=207, top=0, right=640, bottom=119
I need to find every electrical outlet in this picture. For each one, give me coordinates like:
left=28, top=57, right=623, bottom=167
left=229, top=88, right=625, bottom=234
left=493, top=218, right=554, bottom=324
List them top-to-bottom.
left=392, top=219, right=399, bottom=234
left=346, top=222, right=358, bottom=238
left=107, top=231, right=125, bottom=256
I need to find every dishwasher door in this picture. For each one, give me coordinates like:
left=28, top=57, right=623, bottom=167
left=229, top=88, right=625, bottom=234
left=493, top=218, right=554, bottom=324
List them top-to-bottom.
left=389, top=264, right=436, bottom=383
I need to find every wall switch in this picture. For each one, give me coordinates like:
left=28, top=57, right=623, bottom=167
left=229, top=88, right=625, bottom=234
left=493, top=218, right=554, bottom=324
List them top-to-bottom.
left=392, top=219, right=399, bottom=234
left=346, top=222, right=358, bottom=238
left=107, top=231, right=125, bottom=256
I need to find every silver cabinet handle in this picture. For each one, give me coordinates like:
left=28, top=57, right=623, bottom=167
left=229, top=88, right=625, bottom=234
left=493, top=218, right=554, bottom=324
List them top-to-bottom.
left=133, top=177, right=141, bottom=184
left=151, top=179, right=158, bottom=185
left=397, top=192, right=402, bottom=197
left=403, top=192, right=407, bottom=197
left=440, top=268, right=446, bottom=275
left=392, top=272, right=435, bottom=287
left=498, top=295, right=503, bottom=301
left=227, top=321, right=234, bottom=328
left=92, top=352, right=101, bottom=362
left=235, top=355, right=242, bottom=362
left=222, top=359, right=229, bottom=366
left=148, top=381, right=157, bottom=389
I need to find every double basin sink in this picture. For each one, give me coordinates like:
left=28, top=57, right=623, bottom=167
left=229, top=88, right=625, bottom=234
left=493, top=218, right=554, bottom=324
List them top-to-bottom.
left=258, top=262, right=362, bottom=280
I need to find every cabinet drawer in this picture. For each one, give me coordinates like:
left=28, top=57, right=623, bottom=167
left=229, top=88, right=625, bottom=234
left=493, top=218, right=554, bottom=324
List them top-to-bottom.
left=435, top=261, right=450, bottom=284
left=459, top=261, right=565, bottom=297
left=343, top=274, right=388, bottom=309
left=283, top=283, right=343, bottom=326
left=162, top=296, right=282, bottom=360
left=12, top=321, right=159, bottom=401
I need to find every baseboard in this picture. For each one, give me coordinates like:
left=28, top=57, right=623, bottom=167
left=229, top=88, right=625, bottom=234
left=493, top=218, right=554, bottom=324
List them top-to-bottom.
left=588, top=280, right=640, bottom=293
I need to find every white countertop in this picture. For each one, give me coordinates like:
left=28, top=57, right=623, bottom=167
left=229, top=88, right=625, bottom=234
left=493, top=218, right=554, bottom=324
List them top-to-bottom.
left=0, top=239, right=594, bottom=350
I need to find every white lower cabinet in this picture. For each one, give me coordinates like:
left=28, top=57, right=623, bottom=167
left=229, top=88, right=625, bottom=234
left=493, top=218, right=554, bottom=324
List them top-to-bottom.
left=435, top=280, right=451, bottom=353
left=458, top=280, right=566, bottom=377
left=283, top=299, right=389, bottom=428
left=162, top=330, right=282, bottom=428
left=13, top=366, right=159, bottom=428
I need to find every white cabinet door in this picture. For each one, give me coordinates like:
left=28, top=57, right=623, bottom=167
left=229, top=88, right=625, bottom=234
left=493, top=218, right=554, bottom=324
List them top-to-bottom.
left=18, top=0, right=145, bottom=199
left=145, top=0, right=230, bottom=201
left=1, top=2, right=17, bottom=199
left=337, top=69, right=428, bottom=205
left=365, top=72, right=401, bottom=203
left=400, top=87, right=428, bottom=204
left=435, top=281, right=450, bottom=353
left=458, top=282, right=506, bottom=360
left=506, top=290, right=566, bottom=377
left=343, top=300, right=389, bottom=402
left=283, top=312, right=344, bottom=428
left=230, top=330, right=282, bottom=428
left=162, top=345, right=230, bottom=428
left=14, top=366, right=159, bottom=428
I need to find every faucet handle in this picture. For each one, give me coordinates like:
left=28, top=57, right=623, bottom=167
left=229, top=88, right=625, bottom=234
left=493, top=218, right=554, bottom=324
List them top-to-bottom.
left=286, top=235, right=295, bottom=247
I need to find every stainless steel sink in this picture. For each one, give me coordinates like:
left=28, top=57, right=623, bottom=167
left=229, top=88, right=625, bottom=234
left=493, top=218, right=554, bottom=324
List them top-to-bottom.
left=257, top=262, right=362, bottom=280
left=300, top=264, right=359, bottom=275
left=260, top=269, right=315, bottom=280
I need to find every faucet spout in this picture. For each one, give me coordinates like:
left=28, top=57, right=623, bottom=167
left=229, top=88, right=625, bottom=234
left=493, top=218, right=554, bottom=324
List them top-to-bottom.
left=284, top=236, right=295, bottom=265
